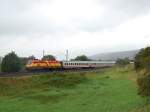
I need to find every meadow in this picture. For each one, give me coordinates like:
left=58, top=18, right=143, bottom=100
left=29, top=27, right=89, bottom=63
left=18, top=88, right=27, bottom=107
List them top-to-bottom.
left=0, top=66, right=149, bottom=112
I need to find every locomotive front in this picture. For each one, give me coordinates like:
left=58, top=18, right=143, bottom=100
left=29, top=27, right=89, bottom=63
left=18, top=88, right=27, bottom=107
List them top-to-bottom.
left=26, top=59, right=62, bottom=70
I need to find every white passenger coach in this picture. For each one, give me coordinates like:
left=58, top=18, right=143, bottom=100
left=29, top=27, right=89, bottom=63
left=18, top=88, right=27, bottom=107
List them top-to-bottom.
left=62, top=61, right=115, bottom=69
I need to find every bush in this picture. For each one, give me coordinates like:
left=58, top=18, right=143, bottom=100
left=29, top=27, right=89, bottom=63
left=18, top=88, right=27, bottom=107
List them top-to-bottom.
left=135, top=47, right=150, bottom=97
left=135, top=47, right=150, bottom=71
left=1, top=52, right=22, bottom=72
left=116, top=58, right=130, bottom=66
left=137, top=69, right=150, bottom=96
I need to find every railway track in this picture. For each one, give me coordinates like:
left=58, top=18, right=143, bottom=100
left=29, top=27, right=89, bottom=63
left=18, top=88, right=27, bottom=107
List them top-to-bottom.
left=0, top=67, right=111, bottom=77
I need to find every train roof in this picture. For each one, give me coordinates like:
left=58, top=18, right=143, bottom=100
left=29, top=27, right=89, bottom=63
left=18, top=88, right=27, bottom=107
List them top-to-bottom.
left=62, top=61, right=116, bottom=63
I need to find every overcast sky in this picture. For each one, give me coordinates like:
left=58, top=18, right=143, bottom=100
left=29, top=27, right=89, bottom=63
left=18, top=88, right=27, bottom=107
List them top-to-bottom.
left=0, top=0, right=150, bottom=60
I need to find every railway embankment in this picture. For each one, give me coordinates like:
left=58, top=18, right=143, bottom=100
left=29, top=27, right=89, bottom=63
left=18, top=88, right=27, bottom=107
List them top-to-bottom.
left=0, top=65, right=149, bottom=112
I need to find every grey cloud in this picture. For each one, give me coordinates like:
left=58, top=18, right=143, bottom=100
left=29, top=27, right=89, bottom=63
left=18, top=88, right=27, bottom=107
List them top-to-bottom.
left=0, top=0, right=150, bottom=58
left=0, top=0, right=150, bottom=35
left=0, top=0, right=55, bottom=35
left=80, top=0, right=150, bottom=32
left=99, top=0, right=150, bottom=13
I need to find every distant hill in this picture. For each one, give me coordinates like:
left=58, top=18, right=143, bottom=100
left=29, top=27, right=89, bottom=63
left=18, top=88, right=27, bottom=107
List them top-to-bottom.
left=89, top=50, right=139, bottom=61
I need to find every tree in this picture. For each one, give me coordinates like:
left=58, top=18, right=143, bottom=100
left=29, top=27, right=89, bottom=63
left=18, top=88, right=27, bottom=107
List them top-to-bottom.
left=134, top=47, right=150, bottom=96
left=1, top=52, right=22, bottom=72
left=28, top=55, right=36, bottom=60
left=42, top=55, right=56, bottom=61
left=74, top=55, right=91, bottom=61
left=0, top=57, right=2, bottom=64
left=20, top=57, right=28, bottom=66
left=116, top=58, right=130, bottom=66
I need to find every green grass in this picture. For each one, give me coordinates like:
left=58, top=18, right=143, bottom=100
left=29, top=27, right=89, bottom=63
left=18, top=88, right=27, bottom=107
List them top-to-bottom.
left=0, top=66, right=148, bottom=112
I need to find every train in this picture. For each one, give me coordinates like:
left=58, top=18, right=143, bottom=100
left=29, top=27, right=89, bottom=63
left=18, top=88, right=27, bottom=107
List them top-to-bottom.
left=26, top=59, right=115, bottom=70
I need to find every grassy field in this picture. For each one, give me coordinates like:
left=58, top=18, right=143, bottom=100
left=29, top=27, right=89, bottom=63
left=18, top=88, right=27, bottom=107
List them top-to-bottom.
left=0, top=66, right=149, bottom=112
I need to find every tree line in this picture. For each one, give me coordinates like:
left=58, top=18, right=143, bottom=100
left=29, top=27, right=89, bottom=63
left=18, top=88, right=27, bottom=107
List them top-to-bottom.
left=0, top=51, right=137, bottom=73
left=0, top=52, right=92, bottom=72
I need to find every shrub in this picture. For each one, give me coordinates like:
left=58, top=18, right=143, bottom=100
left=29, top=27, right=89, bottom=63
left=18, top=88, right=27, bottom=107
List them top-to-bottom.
left=135, top=47, right=150, bottom=97
left=135, top=47, right=150, bottom=71
left=1, top=52, right=22, bottom=72
left=116, top=58, right=130, bottom=66
left=137, top=69, right=150, bottom=96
